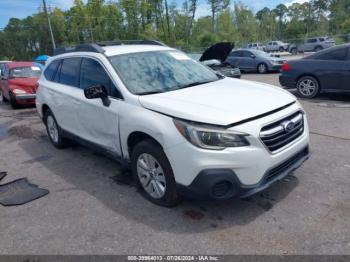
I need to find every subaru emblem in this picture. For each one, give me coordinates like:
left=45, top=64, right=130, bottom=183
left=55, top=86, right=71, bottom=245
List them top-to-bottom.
left=282, top=121, right=295, bottom=132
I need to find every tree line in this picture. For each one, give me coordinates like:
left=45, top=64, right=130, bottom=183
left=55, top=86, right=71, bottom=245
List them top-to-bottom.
left=0, top=0, right=349, bottom=60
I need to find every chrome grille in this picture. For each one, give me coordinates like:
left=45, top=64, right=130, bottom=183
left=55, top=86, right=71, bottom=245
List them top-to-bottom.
left=260, top=111, right=304, bottom=153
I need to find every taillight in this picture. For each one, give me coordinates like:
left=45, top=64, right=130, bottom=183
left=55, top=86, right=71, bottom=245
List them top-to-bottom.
left=281, top=63, right=291, bottom=72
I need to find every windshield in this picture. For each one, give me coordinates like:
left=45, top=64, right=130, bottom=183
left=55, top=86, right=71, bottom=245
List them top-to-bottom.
left=110, top=51, right=219, bottom=95
left=10, top=66, right=41, bottom=78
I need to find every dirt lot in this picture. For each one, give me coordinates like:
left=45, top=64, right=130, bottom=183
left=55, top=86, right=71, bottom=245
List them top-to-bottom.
left=0, top=73, right=350, bottom=255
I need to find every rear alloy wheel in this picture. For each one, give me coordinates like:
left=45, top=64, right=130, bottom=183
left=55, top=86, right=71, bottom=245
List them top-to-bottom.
left=279, top=47, right=284, bottom=52
left=291, top=48, right=297, bottom=55
left=257, top=63, right=268, bottom=74
left=296, top=76, right=320, bottom=98
left=44, top=109, right=69, bottom=149
left=131, top=139, right=181, bottom=207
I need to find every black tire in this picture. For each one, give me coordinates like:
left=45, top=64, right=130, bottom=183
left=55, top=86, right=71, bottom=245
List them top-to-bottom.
left=314, top=46, right=322, bottom=52
left=279, top=47, right=284, bottom=52
left=291, top=48, right=297, bottom=55
left=257, top=63, right=268, bottom=74
left=296, top=76, right=320, bottom=99
left=0, top=90, right=8, bottom=103
left=9, top=92, right=19, bottom=109
left=44, top=109, right=69, bottom=149
left=131, top=139, right=181, bottom=207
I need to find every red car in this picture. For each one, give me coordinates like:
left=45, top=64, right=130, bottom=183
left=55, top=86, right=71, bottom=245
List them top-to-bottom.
left=0, top=62, right=41, bottom=108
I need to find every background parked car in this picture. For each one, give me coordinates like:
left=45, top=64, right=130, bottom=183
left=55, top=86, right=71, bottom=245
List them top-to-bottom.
left=288, top=37, right=336, bottom=54
left=265, top=41, right=289, bottom=52
left=190, top=42, right=241, bottom=78
left=246, top=43, right=266, bottom=51
left=280, top=43, right=350, bottom=98
left=225, top=49, right=286, bottom=74
left=0, top=61, right=11, bottom=78
left=0, top=62, right=41, bottom=108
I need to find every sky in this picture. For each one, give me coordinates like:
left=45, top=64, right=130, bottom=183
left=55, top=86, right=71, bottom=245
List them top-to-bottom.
left=0, top=0, right=309, bottom=29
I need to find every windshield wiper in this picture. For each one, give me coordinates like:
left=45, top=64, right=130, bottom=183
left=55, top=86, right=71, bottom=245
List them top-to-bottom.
left=178, top=79, right=216, bottom=90
left=137, top=90, right=165, bottom=95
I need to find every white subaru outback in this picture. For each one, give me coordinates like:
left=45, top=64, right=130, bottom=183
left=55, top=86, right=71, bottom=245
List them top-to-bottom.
left=36, top=41, right=310, bottom=207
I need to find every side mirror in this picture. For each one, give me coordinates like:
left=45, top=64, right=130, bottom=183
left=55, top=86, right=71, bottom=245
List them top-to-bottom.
left=250, top=55, right=256, bottom=59
left=84, top=85, right=111, bottom=107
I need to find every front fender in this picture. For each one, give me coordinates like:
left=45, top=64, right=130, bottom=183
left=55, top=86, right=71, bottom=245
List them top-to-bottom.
left=119, top=103, right=186, bottom=160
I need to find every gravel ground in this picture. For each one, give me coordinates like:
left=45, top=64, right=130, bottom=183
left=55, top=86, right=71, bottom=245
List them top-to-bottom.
left=0, top=73, right=349, bottom=255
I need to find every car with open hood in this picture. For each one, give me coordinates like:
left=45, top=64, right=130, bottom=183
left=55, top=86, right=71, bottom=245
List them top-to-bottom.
left=36, top=41, right=310, bottom=207
left=190, top=42, right=241, bottom=78
left=0, top=62, right=41, bottom=108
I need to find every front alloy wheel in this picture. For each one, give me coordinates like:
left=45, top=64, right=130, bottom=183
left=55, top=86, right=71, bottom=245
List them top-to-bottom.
left=257, top=63, right=267, bottom=74
left=296, top=76, right=320, bottom=98
left=131, top=139, right=181, bottom=207
left=137, top=153, right=166, bottom=199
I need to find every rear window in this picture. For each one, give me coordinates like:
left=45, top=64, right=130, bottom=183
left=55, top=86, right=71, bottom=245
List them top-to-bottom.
left=314, top=48, right=347, bottom=61
left=59, top=58, right=82, bottom=87
left=44, top=60, right=60, bottom=81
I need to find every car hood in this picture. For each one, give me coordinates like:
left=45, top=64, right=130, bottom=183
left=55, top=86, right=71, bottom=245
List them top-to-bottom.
left=200, top=42, right=234, bottom=62
left=9, top=78, right=39, bottom=93
left=9, top=78, right=38, bottom=87
left=139, top=78, right=296, bottom=126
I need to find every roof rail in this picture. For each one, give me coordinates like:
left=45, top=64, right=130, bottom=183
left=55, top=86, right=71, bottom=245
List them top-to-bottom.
left=53, top=40, right=166, bottom=56
left=96, top=40, right=167, bottom=47
left=53, top=43, right=105, bottom=56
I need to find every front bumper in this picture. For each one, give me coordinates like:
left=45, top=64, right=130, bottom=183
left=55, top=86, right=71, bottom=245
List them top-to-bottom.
left=269, top=64, right=283, bottom=71
left=14, top=93, right=36, bottom=104
left=15, top=94, right=36, bottom=100
left=165, top=102, right=310, bottom=200
left=177, top=146, right=309, bottom=200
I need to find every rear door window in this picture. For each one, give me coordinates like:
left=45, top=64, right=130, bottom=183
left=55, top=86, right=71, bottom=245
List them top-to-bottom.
left=307, top=38, right=317, bottom=43
left=230, top=51, right=242, bottom=57
left=242, top=51, right=253, bottom=57
left=59, top=58, right=82, bottom=87
left=44, top=60, right=60, bottom=81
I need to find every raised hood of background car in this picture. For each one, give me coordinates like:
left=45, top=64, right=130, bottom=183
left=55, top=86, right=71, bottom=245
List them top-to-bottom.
left=199, top=42, right=234, bottom=62
left=139, top=78, right=296, bottom=126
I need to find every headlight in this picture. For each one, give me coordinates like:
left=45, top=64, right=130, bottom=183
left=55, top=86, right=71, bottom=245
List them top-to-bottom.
left=13, top=89, right=27, bottom=94
left=173, top=119, right=250, bottom=150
